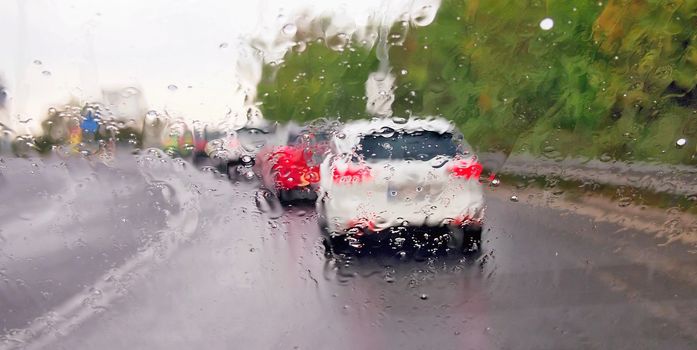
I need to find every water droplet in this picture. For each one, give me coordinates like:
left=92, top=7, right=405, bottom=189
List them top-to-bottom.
left=539, top=18, right=554, bottom=30
left=282, top=23, right=297, bottom=36
left=219, top=42, right=228, bottom=49
left=33, top=59, right=42, bottom=65
left=400, top=69, right=408, bottom=76
left=42, top=70, right=51, bottom=76
left=167, top=84, right=178, bottom=91
left=120, top=87, right=139, bottom=98
left=145, top=110, right=159, bottom=119
left=391, top=116, right=408, bottom=124
left=676, top=138, right=687, bottom=148
left=599, top=153, right=613, bottom=162
left=491, top=178, right=501, bottom=187
left=255, top=189, right=283, bottom=219
left=510, top=195, right=519, bottom=202
left=618, top=197, right=632, bottom=207
left=420, top=293, right=429, bottom=300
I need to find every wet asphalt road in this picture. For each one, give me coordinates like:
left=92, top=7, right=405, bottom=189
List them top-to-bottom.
left=1, top=154, right=697, bottom=350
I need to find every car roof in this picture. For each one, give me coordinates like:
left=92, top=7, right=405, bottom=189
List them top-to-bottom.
left=334, top=116, right=457, bottom=154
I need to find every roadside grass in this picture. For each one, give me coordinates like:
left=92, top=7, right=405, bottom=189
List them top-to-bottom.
left=497, top=172, right=697, bottom=217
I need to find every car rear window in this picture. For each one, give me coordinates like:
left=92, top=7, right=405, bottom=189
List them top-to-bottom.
left=237, top=128, right=269, bottom=151
left=237, top=128, right=268, bottom=142
left=357, top=130, right=458, bottom=161
left=290, top=131, right=331, bottom=145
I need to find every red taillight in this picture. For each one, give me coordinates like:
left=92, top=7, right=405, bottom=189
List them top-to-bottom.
left=194, top=139, right=207, bottom=152
left=271, top=146, right=320, bottom=190
left=448, top=158, right=483, bottom=180
left=332, top=161, right=372, bottom=184
left=303, top=167, right=320, bottom=183
left=452, top=215, right=471, bottom=226
left=346, top=218, right=376, bottom=232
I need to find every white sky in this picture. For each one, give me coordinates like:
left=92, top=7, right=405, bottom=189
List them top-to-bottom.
left=0, top=0, right=438, bottom=133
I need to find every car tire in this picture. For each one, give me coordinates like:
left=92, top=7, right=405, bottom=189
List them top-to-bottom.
left=226, top=162, right=240, bottom=182
left=254, top=188, right=283, bottom=219
left=278, top=189, right=292, bottom=204
left=316, top=195, right=335, bottom=253
left=449, top=224, right=483, bottom=253
left=325, top=234, right=365, bottom=255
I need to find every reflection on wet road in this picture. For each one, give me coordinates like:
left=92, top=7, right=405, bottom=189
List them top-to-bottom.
left=1, top=156, right=697, bottom=350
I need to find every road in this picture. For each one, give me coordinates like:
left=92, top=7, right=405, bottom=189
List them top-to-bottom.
left=1, top=153, right=697, bottom=350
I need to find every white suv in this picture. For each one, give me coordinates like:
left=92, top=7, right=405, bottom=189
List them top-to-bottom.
left=317, top=117, right=485, bottom=253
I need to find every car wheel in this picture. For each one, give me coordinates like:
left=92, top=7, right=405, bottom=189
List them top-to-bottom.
left=192, top=151, right=208, bottom=167
left=226, top=162, right=240, bottom=182
left=254, top=188, right=283, bottom=219
left=278, top=189, right=292, bottom=204
left=317, top=197, right=334, bottom=254
left=449, top=224, right=483, bottom=253
left=326, top=234, right=364, bottom=255
left=321, top=237, right=333, bottom=256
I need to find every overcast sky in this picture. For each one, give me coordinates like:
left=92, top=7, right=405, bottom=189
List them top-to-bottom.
left=0, top=0, right=438, bottom=133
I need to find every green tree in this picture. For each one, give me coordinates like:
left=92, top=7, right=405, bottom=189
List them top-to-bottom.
left=259, top=0, right=697, bottom=164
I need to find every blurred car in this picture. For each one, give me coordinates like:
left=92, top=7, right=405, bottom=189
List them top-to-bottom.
left=317, top=117, right=485, bottom=253
left=162, top=121, right=194, bottom=158
left=204, top=121, right=280, bottom=181
left=256, top=123, right=334, bottom=203
left=192, top=125, right=225, bottom=164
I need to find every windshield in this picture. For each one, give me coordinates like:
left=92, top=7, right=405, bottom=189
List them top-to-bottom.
left=3, top=1, right=697, bottom=349
left=357, top=131, right=458, bottom=161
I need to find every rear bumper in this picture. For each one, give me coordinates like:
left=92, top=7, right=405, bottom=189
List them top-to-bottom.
left=278, top=186, right=318, bottom=202
left=319, top=194, right=484, bottom=235
left=332, top=220, right=482, bottom=236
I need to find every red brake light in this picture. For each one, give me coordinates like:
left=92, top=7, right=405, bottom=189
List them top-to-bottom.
left=194, top=139, right=207, bottom=152
left=271, top=146, right=320, bottom=190
left=448, top=158, right=483, bottom=180
left=332, top=161, right=372, bottom=184
left=303, top=167, right=320, bottom=183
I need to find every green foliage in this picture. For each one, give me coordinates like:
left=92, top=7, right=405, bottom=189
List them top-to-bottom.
left=258, top=0, right=697, bottom=164
left=258, top=43, right=380, bottom=122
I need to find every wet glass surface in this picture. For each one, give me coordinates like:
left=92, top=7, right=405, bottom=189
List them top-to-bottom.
left=1, top=1, right=697, bottom=349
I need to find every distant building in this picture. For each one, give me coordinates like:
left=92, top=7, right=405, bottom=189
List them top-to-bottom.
left=0, top=80, right=8, bottom=133
left=0, top=82, right=6, bottom=109
left=101, top=87, right=148, bottom=133
left=40, top=105, right=80, bottom=147
left=141, top=111, right=167, bottom=149
left=0, top=122, right=12, bottom=154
